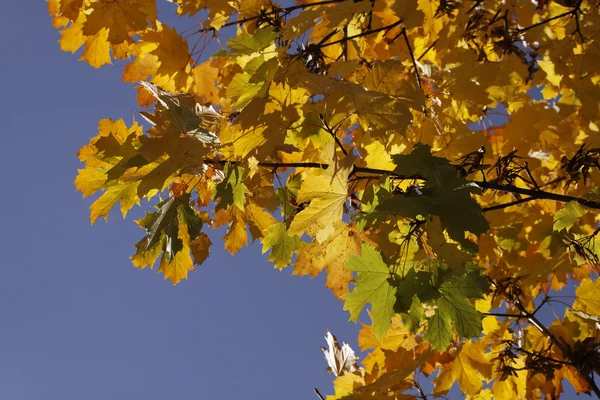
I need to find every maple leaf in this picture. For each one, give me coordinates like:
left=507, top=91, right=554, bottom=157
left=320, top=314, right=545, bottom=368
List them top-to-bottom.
left=82, top=0, right=156, bottom=45
left=123, top=23, right=192, bottom=92
left=214, top=27, right=279, bottom=57
left=226, top=56, right=279, bottom=110
left=375, top=143, right=489, bottom=252
left=289, top=154, right=355, bottom=243
left=214, top=162, right=248, bottom=211
left=131, top=194, right=205, bottom=284
left=553, top=201, right=588, bottom=232
left=261, top=222, right=304, bottom=270
left=293, top=222, right=361, bottom=298
left=343, top=244, right=397, bottom=339
left=573, top=278, right=600, bottom=317
left=433, top=340, right=493, bottom=395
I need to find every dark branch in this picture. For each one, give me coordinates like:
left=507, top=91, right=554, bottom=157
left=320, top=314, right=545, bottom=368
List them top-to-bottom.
left=196, top=0, right=349, bottom=33
left=517, top=10, right=574, bottom=33
left=321, top=20, right=403, bottom=48
left=400, top=27, right=421, bottom=88
left=319, top=114, right=347, bottom=156
left=201, top=159, right=600, bottom=209
left=476, top=181, right=600, bottom=209
left=483, top=197, right=536, bottom=212
left=514, top=296, right=600, bottom=397
left=483, top=312, right=525, bottom=318
left=314, top=388, right=326, bottom=400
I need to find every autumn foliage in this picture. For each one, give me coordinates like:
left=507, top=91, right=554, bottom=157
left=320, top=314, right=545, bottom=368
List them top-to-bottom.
left=47, top=0, right=600, bottom=398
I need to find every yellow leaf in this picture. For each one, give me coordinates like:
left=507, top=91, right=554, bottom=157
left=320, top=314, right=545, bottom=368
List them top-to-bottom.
left=48, top=0, right=85, bottom=21
left=82, top=0, right=156, bottom=44
left=390, top=0, right=424, bottom=30
left=59, top=14, right=85, bottom=53
left=124, top=23, right=192, bottom=91
left=80, top=27, right=112, bottom=68
left=122, top=53, right=159, bottom=82
left=192, top=60, right=222, bottom=105
left=361, top=60, right=425, bottom=108
left=363, top=140, right=395, bottom=170
left=289, top=154, right=355, bottom=243
left=74, top=167, right=108, bottom=198
left=89, top=180, right=141, bottom=224
left=245, top=201, right=276, bottom=241
left=223, top=208, right=248, bottom=254
left=294, top=222, right=361, bottom=298
left=158, top=243, right=194, bottom=285
left=574, top=277, right=600, bottom=316
left=433, top=340, right=492, bottom=396
left=492, top=355, right=527, bottom=399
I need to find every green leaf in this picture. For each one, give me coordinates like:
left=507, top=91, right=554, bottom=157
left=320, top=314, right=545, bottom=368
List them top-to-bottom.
left=214, top=27, right=279, bottom=57
left=226, top=56, right=279, bottom=109
left=391, top=143, right=462, bottom=187
left=373, top=144, right=489, bottom=252
left=214, top=162, right=248, bottom=211
left=376, top=186, right=488, bottom=252
left=131, top=194, right=202, bottom=273
left=553, top=201, right=587, bottom=232
left=261, top=222, right=304, bottom=269
left=343, top=243, right=397, bottom=339
left=422, top=267, right=488, bottom=349
left=393, top=269, right=439, bottom=314
left=402, top=295, right=424, bottom=333
left=424, top=309, right=454, bottom=351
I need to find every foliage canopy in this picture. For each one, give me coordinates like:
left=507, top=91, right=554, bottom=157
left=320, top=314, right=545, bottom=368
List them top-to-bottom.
left=48, top=0, right=600, bottom=398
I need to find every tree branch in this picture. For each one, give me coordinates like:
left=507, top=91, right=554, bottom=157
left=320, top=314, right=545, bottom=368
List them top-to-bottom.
left=196, top=0, right=350, bottom=33
left=516, top=10, right=574, bottom=33
left=321, top=20, right=402, bottom=48
left=400, top=27, right=421, bottom=88
left=319, top=114, right=348, bottom=156
left=202, top=159, right=600, bottom=209
left=476, top=181, right=600, bottom=209
left=483, top=197, right=536, bottom=212
left=514, top=298, right=600, bottom=397
left=314, top=388, right=326, bottom=400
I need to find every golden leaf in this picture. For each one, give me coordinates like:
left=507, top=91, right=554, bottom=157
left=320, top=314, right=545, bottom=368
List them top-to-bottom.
left=289, top=154, right=355, bottom=243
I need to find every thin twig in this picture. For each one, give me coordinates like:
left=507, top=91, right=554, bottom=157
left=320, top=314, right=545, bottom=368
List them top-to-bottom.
left=196, top=0, right=349, bottom=33
left=517, top=10, right=573, bottom=33
left=321, top=20, right=402, bottom=47
left=400, top=27, right=421, bottom=88
left=417, top=40, right=437, bottom=61
left=319, top=114, right=347, bottom=156
left=476, top=181, right=600, bottom=209
left=483, top=197, right=536, bottom=212
left=483, top=312, right=525, bottom=318
left=314, top=388, right=326, bottom=400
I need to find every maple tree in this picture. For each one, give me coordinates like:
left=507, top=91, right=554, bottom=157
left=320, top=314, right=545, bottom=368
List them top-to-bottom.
left=47, top=0, right=600, bottom=397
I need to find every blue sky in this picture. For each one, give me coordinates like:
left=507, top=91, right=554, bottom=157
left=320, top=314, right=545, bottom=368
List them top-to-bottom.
left=0, top=2, right=364, bottom=399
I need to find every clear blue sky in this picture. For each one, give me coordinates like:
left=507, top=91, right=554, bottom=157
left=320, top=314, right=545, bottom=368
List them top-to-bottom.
left=0, top=2, right=363, bottom=399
